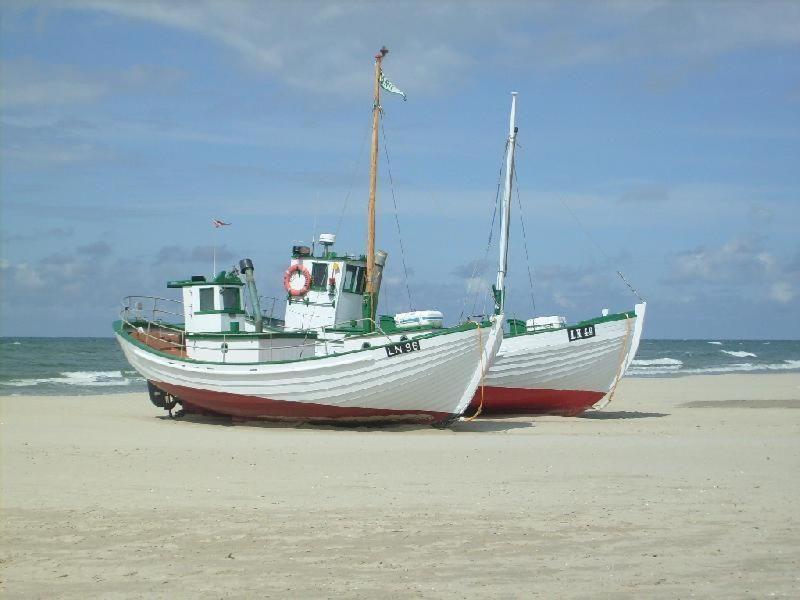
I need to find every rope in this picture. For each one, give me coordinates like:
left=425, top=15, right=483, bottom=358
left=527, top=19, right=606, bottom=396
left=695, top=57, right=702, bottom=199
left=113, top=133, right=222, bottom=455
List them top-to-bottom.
left=334, top=115, right=372, bottom=237
left=379, top=118, right=414, bottom=311
left=458, top=140, right=507, bottom=323
left=513, top=159, right=536, bottom=312
left=557, top=196, right=645, bottom=303
left=593, top=314, right=632, bottom=410
left=463, top=322, right=486, bottom=421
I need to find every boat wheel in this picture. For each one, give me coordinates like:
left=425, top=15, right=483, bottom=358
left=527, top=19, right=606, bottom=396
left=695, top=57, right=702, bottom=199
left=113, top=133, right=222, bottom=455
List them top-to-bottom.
left=164, top=394, right=180, bottom=417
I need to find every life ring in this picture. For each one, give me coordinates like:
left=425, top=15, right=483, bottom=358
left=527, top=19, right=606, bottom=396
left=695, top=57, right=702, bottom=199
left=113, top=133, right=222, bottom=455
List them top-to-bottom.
left=284, top=263, right=311, bottom=296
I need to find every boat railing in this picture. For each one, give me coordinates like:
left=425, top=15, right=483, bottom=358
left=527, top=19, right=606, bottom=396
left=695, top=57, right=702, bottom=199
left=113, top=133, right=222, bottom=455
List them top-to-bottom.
left=120, top=296, right=188, bottom=356
left=118, top=298, right=401, bottom=362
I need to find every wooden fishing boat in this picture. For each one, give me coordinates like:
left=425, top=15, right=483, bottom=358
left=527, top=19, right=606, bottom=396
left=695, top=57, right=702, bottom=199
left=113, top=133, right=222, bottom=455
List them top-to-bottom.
left=114, top=48, right=503, bottom=425
left=467, top=93, right=646, bottom=417
left=477, top=304, right=645, bottom=416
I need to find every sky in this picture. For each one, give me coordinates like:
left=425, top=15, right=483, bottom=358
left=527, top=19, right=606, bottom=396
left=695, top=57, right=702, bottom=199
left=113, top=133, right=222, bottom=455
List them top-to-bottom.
left=1, top=0, right=799, bottom=339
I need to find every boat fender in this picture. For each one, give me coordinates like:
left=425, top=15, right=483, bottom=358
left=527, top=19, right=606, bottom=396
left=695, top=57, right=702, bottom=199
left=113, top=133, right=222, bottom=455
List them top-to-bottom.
left=284, top=264, right=311, bottom=296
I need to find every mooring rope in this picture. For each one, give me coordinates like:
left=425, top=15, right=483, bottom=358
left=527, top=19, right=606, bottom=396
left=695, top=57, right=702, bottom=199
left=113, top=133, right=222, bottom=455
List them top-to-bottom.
left=594, top=314, right=632, bottom=410
left=463, top=321, right=487, bottom=421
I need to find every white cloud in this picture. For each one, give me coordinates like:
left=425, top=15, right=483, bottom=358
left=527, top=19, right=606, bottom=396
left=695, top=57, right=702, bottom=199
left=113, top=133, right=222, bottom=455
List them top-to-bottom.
left=13, top=0, right=798, bottom=99
left=1, top=59, right=109, bottom=107
left=769, top=282, right=795, bottom=304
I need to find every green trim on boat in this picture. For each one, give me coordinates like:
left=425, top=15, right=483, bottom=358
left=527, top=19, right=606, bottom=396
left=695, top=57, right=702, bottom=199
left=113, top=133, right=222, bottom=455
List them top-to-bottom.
left=168, top=271, right=244, bottom=288
left=193, top=309, right=247, bottom=316
left=504, top=309, right=637, bottom=338
left=112, top=318, right=491, bottom=366
left=186, top=330, right=318, bottom=340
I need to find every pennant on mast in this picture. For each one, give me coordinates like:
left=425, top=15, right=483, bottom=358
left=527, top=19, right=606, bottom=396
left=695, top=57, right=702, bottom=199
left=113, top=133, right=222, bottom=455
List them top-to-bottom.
left=379, top=71, right=406, bottom=101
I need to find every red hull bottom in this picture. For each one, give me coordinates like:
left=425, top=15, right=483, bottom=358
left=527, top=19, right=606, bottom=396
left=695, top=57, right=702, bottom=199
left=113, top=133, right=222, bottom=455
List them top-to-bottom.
left=152, top=381, right=451, bottom=425
left=468, top=386, right=606, bottom=417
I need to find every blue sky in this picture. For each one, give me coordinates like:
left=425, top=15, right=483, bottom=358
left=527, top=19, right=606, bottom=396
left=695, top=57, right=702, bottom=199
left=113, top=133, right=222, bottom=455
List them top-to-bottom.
left=1, top=1, right=799, bottom=338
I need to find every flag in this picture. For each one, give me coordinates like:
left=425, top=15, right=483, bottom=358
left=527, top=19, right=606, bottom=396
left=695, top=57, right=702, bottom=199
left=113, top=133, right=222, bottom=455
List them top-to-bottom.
left=379, top=71, right=406, bottom=101
left=212, top=218, right=231, bottom=228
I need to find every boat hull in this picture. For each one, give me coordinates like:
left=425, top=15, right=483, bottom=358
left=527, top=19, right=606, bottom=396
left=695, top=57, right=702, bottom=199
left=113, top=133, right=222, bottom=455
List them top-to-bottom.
left=468, top=304, right=645, bottom=417
left=117, top=319, right=502, bottom=425
left=153, top=381, right=450, bottom=423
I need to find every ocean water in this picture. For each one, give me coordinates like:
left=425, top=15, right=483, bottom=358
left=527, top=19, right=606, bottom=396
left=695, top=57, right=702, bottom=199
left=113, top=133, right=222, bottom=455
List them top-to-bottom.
left=1, top=337, right=799, bottom=396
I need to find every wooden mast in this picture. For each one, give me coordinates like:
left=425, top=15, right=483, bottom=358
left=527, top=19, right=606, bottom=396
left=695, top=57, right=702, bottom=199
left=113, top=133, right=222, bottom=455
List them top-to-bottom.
left=365, top=46, right=387, bottom=324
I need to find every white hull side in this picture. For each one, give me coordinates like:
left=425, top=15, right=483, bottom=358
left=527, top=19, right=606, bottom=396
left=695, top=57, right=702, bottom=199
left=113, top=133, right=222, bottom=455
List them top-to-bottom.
left=487, top=304, right=645, bottom=402
left=117, top=318, right=502, bottom=419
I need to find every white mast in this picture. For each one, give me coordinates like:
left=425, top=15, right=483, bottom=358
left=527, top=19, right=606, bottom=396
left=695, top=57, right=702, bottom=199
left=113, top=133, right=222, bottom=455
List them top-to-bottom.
left=495, top=91, right=517, bottom=314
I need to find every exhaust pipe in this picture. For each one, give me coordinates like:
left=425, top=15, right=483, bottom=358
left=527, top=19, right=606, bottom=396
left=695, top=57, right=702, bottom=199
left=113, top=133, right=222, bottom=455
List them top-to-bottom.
left=239, top=258, right=263, bottom=332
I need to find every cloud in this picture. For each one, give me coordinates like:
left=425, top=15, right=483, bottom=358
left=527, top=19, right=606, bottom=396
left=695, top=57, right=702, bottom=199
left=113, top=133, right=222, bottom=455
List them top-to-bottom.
left=20, top=0, right=799, bottom=99
left=0, top=58, right=184, bottom=108
left=0, top=59, right=109, bottom=107
left=618, top=183, right=670, bottom=205
left=1, top=226, right=74, bottom=242
left=663, top=236, right=800, bottom=308
left=664, top=236, right=774, bottom=285
left=77, top=241, right=113, bottom=257
left=153, top=244, right=235, bottom=265
left=769, top=282, right=795, bottom=304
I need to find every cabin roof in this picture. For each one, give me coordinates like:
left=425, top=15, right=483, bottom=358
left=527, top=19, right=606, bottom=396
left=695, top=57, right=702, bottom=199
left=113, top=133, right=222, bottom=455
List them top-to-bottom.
left=168, top=271, right=244, bottom=288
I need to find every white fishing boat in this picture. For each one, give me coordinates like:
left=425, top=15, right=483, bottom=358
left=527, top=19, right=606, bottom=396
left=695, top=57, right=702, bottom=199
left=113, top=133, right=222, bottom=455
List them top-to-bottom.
left=114, top=48, right=503, bottom=425
left=467, top=93, right=646, bottom=417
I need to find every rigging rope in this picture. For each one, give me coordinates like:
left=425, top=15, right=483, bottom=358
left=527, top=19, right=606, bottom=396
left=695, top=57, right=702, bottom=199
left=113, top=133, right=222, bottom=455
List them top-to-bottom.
left=334, top=116, right=373, bottom=237
left=379, top=118, right=414, bottom=311
left=458, top=140, right=507, bottom=323
left=513, top=157, right=537, bottom=313
left=557, top=196, right=646, bottom=303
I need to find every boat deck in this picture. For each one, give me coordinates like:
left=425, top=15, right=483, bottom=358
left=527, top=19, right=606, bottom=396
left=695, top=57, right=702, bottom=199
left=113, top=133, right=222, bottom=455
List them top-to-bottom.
left=129, top=326, right=186, bottom=358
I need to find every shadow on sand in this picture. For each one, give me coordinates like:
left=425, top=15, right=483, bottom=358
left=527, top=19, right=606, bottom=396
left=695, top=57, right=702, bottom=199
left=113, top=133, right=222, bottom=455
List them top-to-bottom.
left=579, top=410, right=669, bottom=420
left=157, top=413, right=534, bottom=432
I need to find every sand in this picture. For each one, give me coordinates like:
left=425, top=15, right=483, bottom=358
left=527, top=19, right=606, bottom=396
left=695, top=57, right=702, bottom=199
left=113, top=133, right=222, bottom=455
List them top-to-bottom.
left=1, top=373, right=799, bottom=599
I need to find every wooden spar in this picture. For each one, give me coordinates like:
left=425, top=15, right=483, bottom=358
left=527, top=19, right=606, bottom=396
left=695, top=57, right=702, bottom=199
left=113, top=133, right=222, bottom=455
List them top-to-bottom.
left=366, top=47, right=385, bottom=308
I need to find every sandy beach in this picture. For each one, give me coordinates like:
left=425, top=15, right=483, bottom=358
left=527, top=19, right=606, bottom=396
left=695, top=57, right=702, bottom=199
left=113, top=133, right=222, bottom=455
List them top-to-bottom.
left=1, top=373, right=799, bottom=598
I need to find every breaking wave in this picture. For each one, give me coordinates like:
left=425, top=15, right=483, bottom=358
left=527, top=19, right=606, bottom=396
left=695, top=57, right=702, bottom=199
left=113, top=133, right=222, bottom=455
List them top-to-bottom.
left=720, top=350, right=757, bottom=358
left=631, top=358, right=683, bottom=367
left=1, top=370, right=144, bottom=388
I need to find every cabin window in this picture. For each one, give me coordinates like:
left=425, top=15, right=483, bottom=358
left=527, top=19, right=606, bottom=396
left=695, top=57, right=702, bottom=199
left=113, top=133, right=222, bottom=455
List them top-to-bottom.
left=311, top=263, right=328, bottom=289
left=343, top=265, right=358, bottom=292
left=343, top=265, right=366, bottom=293
left=355, top=266, right=366, bottom=293
left=199, top=287, right=215, bottom=311
left=221, top=288, right=240, bottom=311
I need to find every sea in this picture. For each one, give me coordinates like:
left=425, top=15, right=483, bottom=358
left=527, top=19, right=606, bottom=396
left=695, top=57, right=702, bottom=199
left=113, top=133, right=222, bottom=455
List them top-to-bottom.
left=1, top=337, right=799, bottom=396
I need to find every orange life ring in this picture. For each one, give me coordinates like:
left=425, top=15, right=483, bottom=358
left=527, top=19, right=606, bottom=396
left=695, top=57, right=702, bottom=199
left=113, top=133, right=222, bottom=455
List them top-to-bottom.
left=284, top=263, right=311, bottom=296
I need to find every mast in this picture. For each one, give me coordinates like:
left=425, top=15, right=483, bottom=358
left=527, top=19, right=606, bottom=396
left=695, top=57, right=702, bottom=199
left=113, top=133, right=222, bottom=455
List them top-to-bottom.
left=365, top=46, right=387, bottom=325
left=495, top=92, right=518, bottom=314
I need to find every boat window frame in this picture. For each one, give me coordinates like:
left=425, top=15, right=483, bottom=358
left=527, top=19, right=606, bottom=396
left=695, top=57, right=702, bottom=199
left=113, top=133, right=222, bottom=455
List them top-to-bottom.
left=310, top=262, right=328, bottom=291
left=199, top=287, right=215, bottom=311
left=221, top=287, right=241, bottom=311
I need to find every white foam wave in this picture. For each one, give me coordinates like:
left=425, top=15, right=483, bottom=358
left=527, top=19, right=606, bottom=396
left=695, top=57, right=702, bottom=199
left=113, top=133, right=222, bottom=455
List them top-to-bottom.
left=707, top=341, right=723, bottom=345
left=721, top=350, right=757, bottom=358
left=631, top=358, right=683, bottom=367
left=630, top=360, right=800, bottom=377
left=2, top=370, right=144, bottom=388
